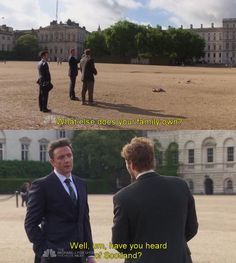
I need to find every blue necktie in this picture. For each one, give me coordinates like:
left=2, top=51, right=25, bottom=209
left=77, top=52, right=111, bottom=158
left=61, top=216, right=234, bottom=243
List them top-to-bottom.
left=64, top=178, right=77, bottom=205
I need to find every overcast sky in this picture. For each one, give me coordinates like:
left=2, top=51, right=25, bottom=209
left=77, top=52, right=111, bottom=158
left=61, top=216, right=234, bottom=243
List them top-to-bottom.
left=1, top=0, right=236, bottom=32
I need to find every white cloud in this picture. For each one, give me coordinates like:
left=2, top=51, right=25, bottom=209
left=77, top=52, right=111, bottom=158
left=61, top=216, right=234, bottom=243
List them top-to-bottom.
left=0, top=0, right=51, bottom=29
left=0, top=0, right=143, bottom=31
left=59, top=0, right=143, bottom=31
left=148, top=0, right=236, bottom=28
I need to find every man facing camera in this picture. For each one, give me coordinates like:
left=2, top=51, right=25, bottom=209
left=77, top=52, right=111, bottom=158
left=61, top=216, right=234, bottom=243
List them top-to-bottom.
left=37, top=51, right=53, bottom=113
left=112, top=137, right=198, bottom=263
left=25, top=139, right=96, bottom=263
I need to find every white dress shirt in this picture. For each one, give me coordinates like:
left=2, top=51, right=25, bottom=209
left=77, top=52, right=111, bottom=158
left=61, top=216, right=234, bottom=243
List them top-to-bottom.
left=54, top=169, right=78, bottom=199
left=136, top=169, right=155, bottom=180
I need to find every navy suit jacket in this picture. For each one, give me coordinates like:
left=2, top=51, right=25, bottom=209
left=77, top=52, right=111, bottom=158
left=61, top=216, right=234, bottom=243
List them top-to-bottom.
left=68, top=56, right=79, bottom=77
left=25, top=172, right=94, bottom=261
left=112, top=172, right=198, bottom=263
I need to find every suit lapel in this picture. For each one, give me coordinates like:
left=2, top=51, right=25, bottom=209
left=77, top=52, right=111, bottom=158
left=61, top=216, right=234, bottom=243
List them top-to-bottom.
left=50, top=172, right=75, bottom=208
left=72, top=175, right=83, bottom=215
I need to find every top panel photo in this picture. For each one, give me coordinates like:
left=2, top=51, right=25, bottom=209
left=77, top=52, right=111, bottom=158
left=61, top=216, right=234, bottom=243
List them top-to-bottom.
left=1, top=0, right=236, bottom=130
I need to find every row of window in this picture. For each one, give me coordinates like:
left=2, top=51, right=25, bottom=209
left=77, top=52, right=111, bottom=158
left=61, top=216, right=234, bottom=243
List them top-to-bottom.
left=40, top=32, right=79, bottom=42
left=1, top=35, right=11, bottom=40
left=0, top=131, right=67, bottom=162
left=156, top=147, right=235, bottom=166
left=187, top=147, right=234, bottom=164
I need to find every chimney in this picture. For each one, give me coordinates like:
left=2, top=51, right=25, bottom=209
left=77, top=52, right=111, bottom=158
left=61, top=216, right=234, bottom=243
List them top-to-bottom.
left=211, top=23, right=214, bottom=28
left=190, top=24, right=193, bottom=29
left=201, top=24, right=203, bottom=29
left=180, top=25, right=183, bottom=29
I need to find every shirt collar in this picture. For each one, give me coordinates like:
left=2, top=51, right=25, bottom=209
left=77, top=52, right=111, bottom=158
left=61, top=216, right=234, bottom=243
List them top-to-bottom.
left=54, top=169, right=72, bottom=183
left=136, top=169, right=155, bottom=180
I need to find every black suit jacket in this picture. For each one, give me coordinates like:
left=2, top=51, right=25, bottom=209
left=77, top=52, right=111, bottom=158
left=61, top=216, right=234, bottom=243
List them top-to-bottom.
left=80, top=55, right=97, bottom=82
left=68, top=56, right=79, bottom=77
left=38, top=60, right=51, bottom=82
left=25, top=172, right=94, bottom=262
left=112, top=172, right=198, bottom=263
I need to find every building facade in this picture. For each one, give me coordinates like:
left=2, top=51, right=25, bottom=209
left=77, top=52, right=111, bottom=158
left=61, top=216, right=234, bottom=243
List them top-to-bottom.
left=191, top=18, right=236, bottom=64
left=37, top=21, right=90, bottom=61
left=0, top=25, right=14, bottom=52
left=0, top=130, right=73, bottom=162
left=147, top=130, right=236, bottom=194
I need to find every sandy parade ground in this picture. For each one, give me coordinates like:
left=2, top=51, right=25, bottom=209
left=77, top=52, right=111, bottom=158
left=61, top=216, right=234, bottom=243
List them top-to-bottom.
left=1, top=61, right=236, bottom=130
left=0, top=194, right=235, bottom=263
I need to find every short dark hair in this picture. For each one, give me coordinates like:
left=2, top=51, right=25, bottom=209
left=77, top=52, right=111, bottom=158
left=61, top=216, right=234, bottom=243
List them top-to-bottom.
left=84, top=49, right=91, bottom=55
left=40, top=50, right=48, bottom=58
left=121, top=137, right=155, bottom=172
left=48, top=138, right=72, bottom=159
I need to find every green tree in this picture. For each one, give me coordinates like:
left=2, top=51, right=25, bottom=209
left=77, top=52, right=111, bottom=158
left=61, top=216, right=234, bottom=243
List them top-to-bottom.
left=104, top=20, right=140, bottom=57
left=167, top=29, right=205, bottom=63
left=85, top=31, right=109, bottom=56
left=14, top=34, right=40, bottom=60
left=71, top=131, right=141, bottom=189
left=154, top=140, right=179, bottom=176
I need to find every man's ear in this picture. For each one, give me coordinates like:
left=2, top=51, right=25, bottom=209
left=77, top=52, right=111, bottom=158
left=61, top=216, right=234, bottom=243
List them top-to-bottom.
left=49, top=158, right=54, bottom=167
left=130, top=161, right=136, bottom=171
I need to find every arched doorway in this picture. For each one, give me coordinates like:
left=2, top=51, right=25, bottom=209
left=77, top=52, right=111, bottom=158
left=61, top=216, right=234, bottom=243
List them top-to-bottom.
left=204, top=177, right=214, bottom=195
left=224, top=179, right=233, bottom=194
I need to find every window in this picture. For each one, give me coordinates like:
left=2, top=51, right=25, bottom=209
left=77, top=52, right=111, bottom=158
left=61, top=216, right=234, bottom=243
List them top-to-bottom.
left=59, top=130, right=66, bottom=138
left=0, top=143, right=3, bottom=160
left=21, top=144, right=29, bottom=161
left=40, top=144, right=47, bottom=162
left=227, top=147, right=234, bottom=162
left=207, top=148, right=213, bottom=163
left=188, top=149, right=194, bottom=163
left=172, top=151, right=178, bottom=165
left=226, top=180, right=233, bottom=190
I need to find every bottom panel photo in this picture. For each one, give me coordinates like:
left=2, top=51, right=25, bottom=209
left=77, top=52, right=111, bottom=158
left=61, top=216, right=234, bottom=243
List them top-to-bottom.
left=0, top=130, right=235, bottom=263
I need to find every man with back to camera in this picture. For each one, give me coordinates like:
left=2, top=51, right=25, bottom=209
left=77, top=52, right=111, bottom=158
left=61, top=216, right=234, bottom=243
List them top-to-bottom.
left=68, top=48, right=80, bottom=101
left=80, top=49, right=97, bottom=105
left=37, top=51, right=53, bottom=113
left=112, top=137, right=198, bottom=263
left=24, top=139, right=96, bottom=263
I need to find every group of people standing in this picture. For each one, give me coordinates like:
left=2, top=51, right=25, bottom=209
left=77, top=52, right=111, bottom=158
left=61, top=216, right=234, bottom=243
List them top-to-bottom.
left=37, top=48, right=97, bottom=112
left=24, top=137, right=198, bottom=263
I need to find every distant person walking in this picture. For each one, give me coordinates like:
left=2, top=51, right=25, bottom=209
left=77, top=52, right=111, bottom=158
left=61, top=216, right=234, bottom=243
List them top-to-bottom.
left=68, top=48, right=80, bottom=100
left=80, top=49, right=97, bottom=105
left=37, top=51, right=53, bottom=113
left=20, top=181, right=30, bottom=207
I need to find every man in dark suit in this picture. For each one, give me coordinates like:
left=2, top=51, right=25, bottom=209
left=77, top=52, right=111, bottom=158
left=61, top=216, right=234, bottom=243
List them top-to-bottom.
left=68, top=48, right=80, bottom=101
left=80, top=49, right=97, bottom=105
left=37, top=51, right=53, bottom=113
left=112, top=137, right=198, bottom=263
left=25, top=139, right=96, bottom=263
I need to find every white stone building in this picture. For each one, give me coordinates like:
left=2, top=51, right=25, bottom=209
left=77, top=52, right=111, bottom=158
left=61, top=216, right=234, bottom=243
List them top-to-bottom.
left=191, top=18, right=236, bottom=64
left=37, top=21, right=89, bottom=61
left=0, top=25, right=14, bottom=52
left=0, top=130, right=73, bottom=162
left=147, top=130, right=236, bottom=195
